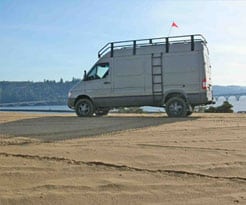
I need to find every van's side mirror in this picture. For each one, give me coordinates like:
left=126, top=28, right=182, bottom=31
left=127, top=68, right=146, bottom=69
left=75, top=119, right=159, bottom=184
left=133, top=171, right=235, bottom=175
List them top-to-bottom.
left=83, top=70, right=87, bottom=81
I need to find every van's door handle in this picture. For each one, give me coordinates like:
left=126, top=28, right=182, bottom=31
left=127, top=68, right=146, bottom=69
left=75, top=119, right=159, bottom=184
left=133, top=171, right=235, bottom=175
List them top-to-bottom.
left=104, top=81, right=111, bottom=84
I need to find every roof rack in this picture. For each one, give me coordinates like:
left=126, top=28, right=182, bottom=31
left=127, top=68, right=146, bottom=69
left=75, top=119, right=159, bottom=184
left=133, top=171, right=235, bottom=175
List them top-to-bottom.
left=98, top=34, right=206, bottom=58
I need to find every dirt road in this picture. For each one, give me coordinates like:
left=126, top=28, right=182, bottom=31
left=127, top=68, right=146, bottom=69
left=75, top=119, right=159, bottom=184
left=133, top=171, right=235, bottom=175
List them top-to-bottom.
left=0, top=112, right=246, bottom=205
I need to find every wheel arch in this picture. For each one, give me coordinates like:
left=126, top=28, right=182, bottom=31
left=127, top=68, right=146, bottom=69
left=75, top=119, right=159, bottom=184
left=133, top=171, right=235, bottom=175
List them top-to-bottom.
left=164, top=90, right=188, bottom=105
left=75, top=95, right=94, bottom=106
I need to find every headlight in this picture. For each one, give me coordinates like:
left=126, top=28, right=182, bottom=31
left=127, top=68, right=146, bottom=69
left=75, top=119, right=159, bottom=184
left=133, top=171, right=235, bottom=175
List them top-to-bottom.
left=68, top=91, right=72, bottom=98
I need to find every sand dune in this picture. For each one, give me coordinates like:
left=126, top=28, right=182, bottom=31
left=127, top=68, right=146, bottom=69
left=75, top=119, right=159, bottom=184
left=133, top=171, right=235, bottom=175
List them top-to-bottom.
left=0, top=112, right=245, bottom=204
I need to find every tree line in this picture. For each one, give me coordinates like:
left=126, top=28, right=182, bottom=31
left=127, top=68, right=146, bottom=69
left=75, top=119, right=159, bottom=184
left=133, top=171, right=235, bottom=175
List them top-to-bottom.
left=0, top=78, right=80, bottom=105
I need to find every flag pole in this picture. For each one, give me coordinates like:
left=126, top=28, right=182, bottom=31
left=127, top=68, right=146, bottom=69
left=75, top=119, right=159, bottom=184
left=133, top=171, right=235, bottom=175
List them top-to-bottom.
left=167, top=25, right=172, bottom=37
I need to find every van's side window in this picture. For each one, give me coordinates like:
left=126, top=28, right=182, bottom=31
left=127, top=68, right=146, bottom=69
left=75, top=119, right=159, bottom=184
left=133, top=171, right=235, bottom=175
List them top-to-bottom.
left=87, top=63, right=109, bottom=80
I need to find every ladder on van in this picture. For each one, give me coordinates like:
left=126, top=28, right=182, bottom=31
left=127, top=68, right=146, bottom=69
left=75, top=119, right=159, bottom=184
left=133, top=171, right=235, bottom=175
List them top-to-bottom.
left=151, top=53, right=163, bottom=104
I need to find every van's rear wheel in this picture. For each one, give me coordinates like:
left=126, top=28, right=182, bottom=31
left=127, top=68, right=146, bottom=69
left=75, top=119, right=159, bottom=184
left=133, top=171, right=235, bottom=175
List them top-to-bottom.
left=166, top=97, right=188, bottom=117
left=75, top=99, right=94, bottom=117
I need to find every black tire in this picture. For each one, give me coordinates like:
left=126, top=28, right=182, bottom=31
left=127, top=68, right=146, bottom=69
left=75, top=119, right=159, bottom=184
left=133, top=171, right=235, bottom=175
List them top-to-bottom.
left=166, top=97, right=188, bottom=117
left=75, top=99, right=94, bottom=117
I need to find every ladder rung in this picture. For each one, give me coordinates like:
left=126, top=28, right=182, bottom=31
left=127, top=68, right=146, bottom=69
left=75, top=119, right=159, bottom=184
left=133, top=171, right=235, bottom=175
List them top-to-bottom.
left=152, top=65, right=162, bottom=67
left=152, top=73, right=162, bottom=76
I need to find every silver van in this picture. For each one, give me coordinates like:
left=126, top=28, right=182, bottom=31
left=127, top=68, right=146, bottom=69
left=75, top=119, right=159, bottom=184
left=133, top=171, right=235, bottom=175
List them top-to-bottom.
left=68, top=34, right=213, bottom=117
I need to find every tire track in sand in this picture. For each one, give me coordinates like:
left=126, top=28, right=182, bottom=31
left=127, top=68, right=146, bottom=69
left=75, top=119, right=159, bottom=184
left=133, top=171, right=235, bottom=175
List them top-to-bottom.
left=1, top=152, right=246, bottom=183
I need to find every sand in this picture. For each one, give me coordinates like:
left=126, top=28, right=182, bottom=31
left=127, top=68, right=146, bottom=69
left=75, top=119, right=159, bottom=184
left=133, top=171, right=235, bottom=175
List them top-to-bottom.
left=0, top=112, right=245, bottom=205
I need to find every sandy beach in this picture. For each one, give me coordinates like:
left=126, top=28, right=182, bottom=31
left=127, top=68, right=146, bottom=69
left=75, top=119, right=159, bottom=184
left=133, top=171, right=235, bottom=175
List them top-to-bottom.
left=0, top=112, right=245, bottom=205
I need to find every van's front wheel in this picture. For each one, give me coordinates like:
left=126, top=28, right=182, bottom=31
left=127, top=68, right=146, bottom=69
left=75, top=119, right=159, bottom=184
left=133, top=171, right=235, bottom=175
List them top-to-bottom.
left=166, top=97, right=188, bottom=117
left=75, top=99, right=94, bottom=117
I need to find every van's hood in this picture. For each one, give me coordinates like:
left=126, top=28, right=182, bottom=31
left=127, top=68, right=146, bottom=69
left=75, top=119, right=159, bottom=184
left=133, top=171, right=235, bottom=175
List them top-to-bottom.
left=68, top=81, right=85, bottom=98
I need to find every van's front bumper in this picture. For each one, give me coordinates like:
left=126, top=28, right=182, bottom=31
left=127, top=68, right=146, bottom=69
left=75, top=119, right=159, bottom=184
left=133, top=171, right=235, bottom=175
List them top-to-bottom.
left=67, top=98, right=76, bottom=109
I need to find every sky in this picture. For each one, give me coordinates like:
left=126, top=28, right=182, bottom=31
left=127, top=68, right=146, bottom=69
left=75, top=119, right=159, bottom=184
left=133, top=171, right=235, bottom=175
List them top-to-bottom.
left=0, top=0, right=245, bottom=86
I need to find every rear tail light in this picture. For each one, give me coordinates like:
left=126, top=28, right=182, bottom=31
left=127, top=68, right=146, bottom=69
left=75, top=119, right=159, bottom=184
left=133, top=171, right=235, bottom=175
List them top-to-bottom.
left=202, top=78, right=208, bottom=90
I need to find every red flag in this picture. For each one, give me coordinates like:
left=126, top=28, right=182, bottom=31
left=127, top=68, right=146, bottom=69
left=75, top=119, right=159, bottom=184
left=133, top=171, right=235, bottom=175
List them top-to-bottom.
left=171, top=22, right=178, bottom=28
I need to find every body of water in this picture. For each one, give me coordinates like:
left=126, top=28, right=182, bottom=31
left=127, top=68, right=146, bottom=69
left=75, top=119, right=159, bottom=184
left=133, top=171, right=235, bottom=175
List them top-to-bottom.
left=0, top=105, right=73, bottom=113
